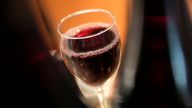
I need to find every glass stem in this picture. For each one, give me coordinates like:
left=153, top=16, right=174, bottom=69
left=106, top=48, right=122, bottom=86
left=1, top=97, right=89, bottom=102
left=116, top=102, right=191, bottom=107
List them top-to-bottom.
left=97, top=87, right=107, bottom=108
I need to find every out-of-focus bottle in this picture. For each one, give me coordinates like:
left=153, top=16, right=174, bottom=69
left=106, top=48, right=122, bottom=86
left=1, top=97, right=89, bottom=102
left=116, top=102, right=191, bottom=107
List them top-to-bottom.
left=119, top=0, right=186, bottom=107
left=165, top=0, right=192, bottom=107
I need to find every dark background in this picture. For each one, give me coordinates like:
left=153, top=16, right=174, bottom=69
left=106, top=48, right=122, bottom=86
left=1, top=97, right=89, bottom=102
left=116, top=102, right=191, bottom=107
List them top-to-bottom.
left=1, top=0, right=86, bottom=108
left=1, top=0, right=189, bottom=108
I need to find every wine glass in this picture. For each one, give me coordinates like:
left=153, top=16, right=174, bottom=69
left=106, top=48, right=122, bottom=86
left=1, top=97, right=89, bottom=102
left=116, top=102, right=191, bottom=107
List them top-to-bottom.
left=57, top=9, right=121, bottom=108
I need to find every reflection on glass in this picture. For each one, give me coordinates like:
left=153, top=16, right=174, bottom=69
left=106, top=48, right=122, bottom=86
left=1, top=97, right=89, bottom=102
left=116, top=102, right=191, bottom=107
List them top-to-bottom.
left=57, top=9, right=121, bottom=108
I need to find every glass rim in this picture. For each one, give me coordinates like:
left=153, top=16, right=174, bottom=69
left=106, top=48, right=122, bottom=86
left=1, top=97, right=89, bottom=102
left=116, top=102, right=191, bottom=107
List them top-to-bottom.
left=57, top=8, right=116, bottom=40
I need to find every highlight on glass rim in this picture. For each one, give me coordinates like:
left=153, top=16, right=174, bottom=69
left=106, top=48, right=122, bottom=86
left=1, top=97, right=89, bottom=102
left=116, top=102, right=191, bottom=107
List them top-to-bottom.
left=2, top=0, right=192, bottom=108
left=58, top=9, right=121, bottom=108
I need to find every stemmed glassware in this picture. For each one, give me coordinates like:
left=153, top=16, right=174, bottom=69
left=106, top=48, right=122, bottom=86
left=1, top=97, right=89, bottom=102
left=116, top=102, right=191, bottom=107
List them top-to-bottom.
left=57, top=9, right=121, bottom=108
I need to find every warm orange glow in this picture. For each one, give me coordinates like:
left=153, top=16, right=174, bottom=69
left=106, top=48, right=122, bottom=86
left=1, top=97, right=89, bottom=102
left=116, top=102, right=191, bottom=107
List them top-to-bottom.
left=30, top=0, right=131, bottom=51
left=186, top=0, right=192, bottom=22
left=28, top=1, right=132, bottom=107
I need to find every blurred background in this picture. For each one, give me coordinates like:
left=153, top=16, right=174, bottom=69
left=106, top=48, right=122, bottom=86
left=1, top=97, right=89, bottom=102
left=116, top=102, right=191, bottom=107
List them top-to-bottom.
left=1, top=0, right=131, bottom=108
left=2, top=0, right=192, bottom=108
left=29, top=0, right=130, bottom=50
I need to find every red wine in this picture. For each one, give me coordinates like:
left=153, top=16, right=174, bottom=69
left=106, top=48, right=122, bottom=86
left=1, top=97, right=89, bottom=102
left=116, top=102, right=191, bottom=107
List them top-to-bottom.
left=61, top=23, right=120, bottom=86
